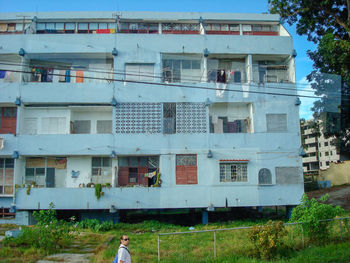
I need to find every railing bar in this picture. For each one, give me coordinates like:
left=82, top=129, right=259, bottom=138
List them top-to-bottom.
left=158, top=217, right=350, bottom=236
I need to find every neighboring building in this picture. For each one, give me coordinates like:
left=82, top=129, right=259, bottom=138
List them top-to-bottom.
left=0, top=11, right=303, bottom=224
left=301, top=119, right=340, bottom=174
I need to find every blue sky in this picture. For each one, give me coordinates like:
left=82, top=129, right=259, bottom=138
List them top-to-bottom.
left=0, top=0, right=316, bottom=119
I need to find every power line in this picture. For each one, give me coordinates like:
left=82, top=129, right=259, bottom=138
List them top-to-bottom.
left=0, top=60, right=339, bottom=96
left=0, top=67, right=346, bottom=101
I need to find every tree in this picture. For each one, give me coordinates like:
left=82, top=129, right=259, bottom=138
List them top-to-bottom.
left=268, top=0, right=350, bottom=155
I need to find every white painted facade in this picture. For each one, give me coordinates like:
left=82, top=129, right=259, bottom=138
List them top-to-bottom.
left=0, top=11, right=304, bottom=219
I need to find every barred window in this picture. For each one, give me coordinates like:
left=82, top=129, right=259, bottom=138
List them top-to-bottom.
left=73, top=120, right=91, bottom=134
left=97, top=120, right=112, bottom=134
left=0, top=158, right=14, bottom=195
left=220, top=163, right=247, bottom=182
left=258, top=168, right=272, bottom=184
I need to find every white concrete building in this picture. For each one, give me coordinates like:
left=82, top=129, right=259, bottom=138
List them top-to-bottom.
left=0, top=11, right=304, bottom=224
left=301, top=119, right=340, bottom=174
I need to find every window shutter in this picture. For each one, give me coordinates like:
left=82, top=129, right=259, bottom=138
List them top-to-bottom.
left=125, top=64, right=140, bottom=81
left=139, top=64, right=154, bottom=81
left=23, top=118, right=37, bottom=134
left=176, top=166, right=187, bottom=184
left=186, top=166, right=198, bottom=184
left=118, top=167, right=129, bottom=186
left=138, top=167, right=149, bottom=186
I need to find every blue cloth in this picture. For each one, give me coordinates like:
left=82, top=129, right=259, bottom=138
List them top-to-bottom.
left=0, top=70, right=6, bottom=79
left=65, top=70, right=70, bottom=82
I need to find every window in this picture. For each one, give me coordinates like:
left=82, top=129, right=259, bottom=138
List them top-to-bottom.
left=162, top=23, right=199, bottom=34
left=162, top=55, right=202, bottom=83
left=125, top=63, right=154, bottom=81
left=163, top=103, right=176, bottom=134
left=0, top=107, right=17, bottom=134
left=3, top=108, right=16, bottom=117
left=266, top=114, right=287, bottom=132
left=41, top=117, right=66, bottom=134
left=22, top=118, right=38, bottom=135
left=73, top=120, right=91, bottom=134
left=97, top=120, right=112, bottom=134
left=325, top=142, right=329, bottom=146
left=331, top=151, right=333, bottom=156
left=319, top=152, right=322, bottom=157
left=325, top=152, right=329, bottom=156
left=176, top=154, right=197, bottom=184
left=118, top=156, right=159, bottom=186
left=91, top=157, right=112, bottom=184
left=0, top=158, right=14, bottom=195
left=326, top=161, right=330, bottom=166
left=220, top=162, right=247, bottom=182
left=258, top=168, right=272, bottom=184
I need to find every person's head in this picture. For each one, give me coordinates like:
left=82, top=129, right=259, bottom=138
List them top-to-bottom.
left=120, top=234, right=130, bottom=246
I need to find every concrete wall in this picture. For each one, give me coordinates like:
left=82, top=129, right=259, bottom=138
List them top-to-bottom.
left=319, top=161, right=350, bottom=185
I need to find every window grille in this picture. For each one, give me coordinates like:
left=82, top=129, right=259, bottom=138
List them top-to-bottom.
left=116, top=103, right=162, bottom=133
left=163, top=103, right=176, bottom=134
left=73, top=120, right=91, bottom=134
left=97, top=120, right=112, bottom=134
left=176, top=155, right=197, bottom=166
left=0, top=158, right=14, bottom=195
left=220, top=163, right=247, bottom=182
left=258, top=168, right=272, bottom=184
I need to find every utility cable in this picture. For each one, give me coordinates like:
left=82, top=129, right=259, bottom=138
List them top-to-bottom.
left=0, top=67, right=347, bottom=101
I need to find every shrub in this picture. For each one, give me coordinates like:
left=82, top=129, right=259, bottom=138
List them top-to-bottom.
left=290, top=194, right=345, bottom=244
left=33, top=202, right=57, bottom=225
left=3, top=203, right=75, bottom=253
left=77, top=219, right=115, bottom=232
left=249, top=220, right=287, bottom=259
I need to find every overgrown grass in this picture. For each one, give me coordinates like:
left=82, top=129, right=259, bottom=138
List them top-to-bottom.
left=91, top=219, right=350, bottom=263
left=0, top=246, right=46, bottom=263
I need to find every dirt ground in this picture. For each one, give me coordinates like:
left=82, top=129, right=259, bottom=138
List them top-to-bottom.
left=306, top=184, right=350, bottom=210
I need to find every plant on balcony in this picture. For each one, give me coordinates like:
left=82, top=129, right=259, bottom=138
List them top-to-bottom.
left=95, top=183, right=102, bottom=200
left=105, top=183, right=111, bottom=188
left=26, top=185, right=31, bottom=195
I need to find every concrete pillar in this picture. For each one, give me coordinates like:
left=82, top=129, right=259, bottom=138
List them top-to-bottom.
left=245, top=54, right=253, bottom=83
left=203, top=57, right=208, bottom=82
left=286, top=205, right=296, bottom=219
left=257, top=206, right=263, bottom=213
left=202, top=209, right=208, bottom=225
left=113, top=210, right=120, bottom=224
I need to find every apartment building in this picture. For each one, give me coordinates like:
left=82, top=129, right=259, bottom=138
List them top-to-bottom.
left=0, top=11, right=303, bottom=224
left=301, top=119, right=340, bottom=174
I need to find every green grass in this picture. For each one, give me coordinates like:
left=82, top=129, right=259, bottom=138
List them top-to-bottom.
left=2, top=218, right=350, bottom=263
left=91, top=220, right=350, bottom=263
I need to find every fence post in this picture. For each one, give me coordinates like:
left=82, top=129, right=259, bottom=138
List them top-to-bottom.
left=339, top=220, right=343, bottom=240
left=301, top=225, right=304, bottom=248
left=214, top=230, right=217, bottom=259
left=158, top=235, right=160, bottom=262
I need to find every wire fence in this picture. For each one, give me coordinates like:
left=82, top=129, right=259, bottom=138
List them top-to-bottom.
left=157, top=216, right=350, bottom=262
